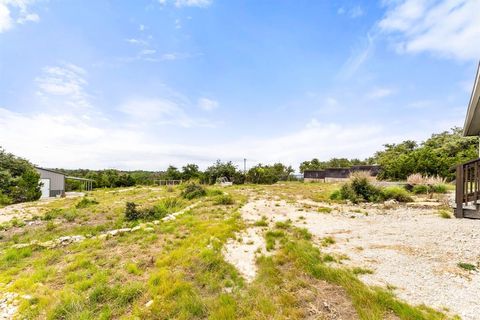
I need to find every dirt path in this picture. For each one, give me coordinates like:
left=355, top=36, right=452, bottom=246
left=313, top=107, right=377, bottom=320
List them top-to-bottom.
left=231, top=198, right=480, bottom=320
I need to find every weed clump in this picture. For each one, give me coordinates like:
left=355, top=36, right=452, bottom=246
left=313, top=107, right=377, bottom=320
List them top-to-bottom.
left=331, top=173, right=381, bottom=203
left=331, top=174, right=413, bottom=203
left=406, top=174, right=449, bottom=194
left=182, top=183, right=206, bottom=200
left=381, top=186, right=413, bottom=202
left=214, top=194, right=234, bottom=205
left=76, top=197, right=99, bottom=209
left=125, top=197, right=184, bottom=221
left=125, top=202, right=141, bottom=221
left=317, top=206, right=332, bottom=213
left=42, top=208, right=63, bottom=221
left=62, top=209, right=78, bottom=222
left=438, top=209, right=451, bottom=219
left=253, top=216, right=268, bottom=227
left=458, top=262, right=477, bottom=271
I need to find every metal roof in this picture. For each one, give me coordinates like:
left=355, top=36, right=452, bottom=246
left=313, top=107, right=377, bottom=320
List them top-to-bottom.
left=463, top=62, right=480, bottom=136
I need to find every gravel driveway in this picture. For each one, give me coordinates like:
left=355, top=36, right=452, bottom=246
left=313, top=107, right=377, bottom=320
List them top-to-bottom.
left=236, top=198, right=480, bottom=320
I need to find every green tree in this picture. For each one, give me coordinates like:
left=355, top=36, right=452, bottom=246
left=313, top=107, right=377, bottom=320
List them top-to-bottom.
left=375, top=128, right=478, bottom=180
left=0, top=147, right=41, bottom=204
left=203, top=160, right=244, bottom=184
left=182, top=163, right=201, bottom=181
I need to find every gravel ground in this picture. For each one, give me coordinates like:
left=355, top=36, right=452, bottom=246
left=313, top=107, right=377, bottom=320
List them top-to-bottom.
left=0, top=192, right=84, bottom=224
left=230, top=197, right=480, bottom=320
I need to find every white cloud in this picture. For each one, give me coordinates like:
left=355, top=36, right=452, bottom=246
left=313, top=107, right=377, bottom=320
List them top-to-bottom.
left=0, top=0, right=40, bottom=33
left=158, top=0, right=212, bottom=8
left=174, top=0, right=212, bottom=8
left=379, top=0, right=480, bottom=60
left=0, top=3, right=12, bottom=32
left=338, top=5, right=364, bottom=18
left=338, top=32, right=376, bottom=79
left=125, top=38, right=148, bottom=46
left=140, top=49, right=156, bottom=55
left=35, top=63, right=92, bottom=110
left=366, top=87, right=395, bottom=99
left=198, top=97, right=218, bottom=111
left=119, top=98, right=217, bottom=128
left=0, top=105, right=398, bottom=171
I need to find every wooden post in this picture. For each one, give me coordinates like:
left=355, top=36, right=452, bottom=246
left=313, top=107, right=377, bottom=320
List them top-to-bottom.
left=455, top=164, right=464, bottom=218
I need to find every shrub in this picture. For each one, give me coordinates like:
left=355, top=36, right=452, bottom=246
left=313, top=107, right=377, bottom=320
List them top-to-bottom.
left=406, top=173, right=424, bottom=185
left=425, top=175, right=446, bottom=186
left=182, top=183, right=206, bottom=200
left=430, top=184, right=448, bottom=193
left=412, top=185, right=429, bottom=194
left=381, top=186, right=413, bottom=202
left=329, top=190, right=342, bottom=201
left=0, top=192, right=11, bottom=206
left=214, top=194, right=234, bottom=205
left=75, top=197, right=99, bottom=209
left=150, top=197, right=183, bottom=219
left=125, top=198, right=183, bottom=221
left=125, top=202, right=141, bottom=221
left=42, top=208, right=63, bottom=221
left=63, top=209, right=78, bottom=222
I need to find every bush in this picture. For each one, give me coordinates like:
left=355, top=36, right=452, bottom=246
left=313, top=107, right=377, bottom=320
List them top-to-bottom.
left=406, top=173, right=425, bottom=185
left=181, top=183, right=206, bottom=200
left=411, top=183, right=448, bottom=194
left=430, top=184, right=448, bottom=193
left=412, top=185, right=429, bottom=194
left=381, top=186, right=413, bottom=202
left=329, top=190, right=342, bottom=201
left=0, top=192, right=11, bottom=206
left=214, top=194, right=234, bottom=205
left=75, top=197, right=99, bottom=209
left=125, top=198, right=184, bottom=221
left=125, top=202, right=141, bottom=221
left=42, top=208, right=63, bottom=221
left=63, top=209, right=78, bottom=222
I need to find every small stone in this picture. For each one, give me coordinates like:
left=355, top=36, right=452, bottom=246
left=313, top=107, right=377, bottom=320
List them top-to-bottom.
left=145, top=300, right=154, bottom=308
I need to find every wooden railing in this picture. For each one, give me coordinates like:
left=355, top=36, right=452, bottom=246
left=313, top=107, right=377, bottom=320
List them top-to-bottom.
left=456, top=158, right=480, bottom=218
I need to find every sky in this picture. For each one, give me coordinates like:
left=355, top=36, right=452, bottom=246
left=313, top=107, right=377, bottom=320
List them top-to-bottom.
left=0, top=0, right=479, bottom=172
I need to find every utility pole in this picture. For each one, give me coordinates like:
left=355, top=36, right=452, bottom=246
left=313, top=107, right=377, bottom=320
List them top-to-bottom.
left=244, top=158, right=247, bottom=173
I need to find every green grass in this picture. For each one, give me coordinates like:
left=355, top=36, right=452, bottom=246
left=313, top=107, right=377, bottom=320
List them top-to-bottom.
left=0, top=183, right=454, bottom=319
left=214, top=194, right=235, bottom=205
left=317, top=206, right=332, bottom=213
left=438, top=210, right=452, bottom=219
left=253, top=216, right=268, bottom=227
left=321, top=236, right=336, bottom=247
left=457, top=262, right=477, bottom=271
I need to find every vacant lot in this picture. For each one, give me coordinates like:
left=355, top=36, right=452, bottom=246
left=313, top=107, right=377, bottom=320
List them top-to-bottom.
left=0, top=183, right=470, bottom=319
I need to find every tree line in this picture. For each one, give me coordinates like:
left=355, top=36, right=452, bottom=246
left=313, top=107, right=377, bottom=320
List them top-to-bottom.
left=1, top=127, right=477, bottom=204
left=300, top=127, right=477, bottom=181
left=58, top=160, right=296, bottom=190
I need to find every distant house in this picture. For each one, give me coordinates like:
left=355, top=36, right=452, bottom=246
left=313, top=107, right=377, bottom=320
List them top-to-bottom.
left=303, top=165, right=380, bottom=182
left=35, top=167, right=94, bottom=198
left=36, top=167, right=66, bottom=198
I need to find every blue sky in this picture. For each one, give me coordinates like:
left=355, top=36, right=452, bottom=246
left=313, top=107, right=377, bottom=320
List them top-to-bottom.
left=0, top=0, right=479, bottom=171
